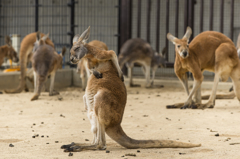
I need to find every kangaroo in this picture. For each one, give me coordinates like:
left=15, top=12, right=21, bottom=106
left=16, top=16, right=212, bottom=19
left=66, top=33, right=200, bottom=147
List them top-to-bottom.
left=61, top=27, right=201, bottom=152
left=166, top=27, right=240, bottom=109
left=5, top=32, right=54, bottom=93
left=31, top=33, right=66, bottom=101
left=0, top=36, right=19, bottom=66
left=118, top=38, right=167, bottom=88
left=77, top=40, right=108, bottom=91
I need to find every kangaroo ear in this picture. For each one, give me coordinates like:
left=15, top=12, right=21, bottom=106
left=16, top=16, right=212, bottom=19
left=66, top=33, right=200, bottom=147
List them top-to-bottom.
left=79, top=26, right=90, bottom=44
left=182, top=26, right=192, bottom=42
left=36, top=31, right=41, bottom=41
left=41, top=33, right=49, bottom=41
left=167, top=33, right=177, bottom=44
left=73, top=34, right=80, bottom=44
left=5, top=36, right=12, bottom=46
left=60, top=47, right=66, bottom=57
left=161, top=47, right=167, bottom=57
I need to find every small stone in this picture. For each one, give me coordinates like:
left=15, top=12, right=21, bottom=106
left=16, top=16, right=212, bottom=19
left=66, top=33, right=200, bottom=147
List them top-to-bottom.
left=58, top=96, right=63, bottom=101
left=143, top=115, right=148, bottom=117
left=83, top=118, right=85, bottom=120
left=41, top=122, right=44, bottom=124
left=33, top=123, right=36, bottom=126
left=82, top=131, right=84, bottom=133
left=215, top=133, right=219, bottom=136
left=41, top=135, right=44, bottom=138
left=32, top=136, right=35, bottom=138
left=47, top=136, right=49, bottom=138
left=85, top=139, right=89, bottom=141
left=55, top=141, right=59, bottom=143
left=46, top=143, right=49, bottom=144
left=9, top=144, right=14, bottom=147
left=106, top=150, right=110, bottom=153
left=137, top=150, right=140, bottom=153
left=68, top=152, right=73, bottom=156
left=125, top=153, right=136, bottom=156
left=179, top=153, right=186, bottom=155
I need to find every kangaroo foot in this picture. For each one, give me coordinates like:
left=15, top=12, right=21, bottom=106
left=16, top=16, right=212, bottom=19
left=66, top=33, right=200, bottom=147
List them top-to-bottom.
left=93, top=70, right=102, bottom=79
left=130, top=83, right=141, bottom=87
left=49, top=91, right=59, bottom=96
left=31, top=94, right=39, bottom=101
left=180, top=101, right=199, bottom=109
left=166, top=102, right=184, bottom=109
left=195, top=103, right=215, bottom=109
left=61, top=142, right=106, bottom=152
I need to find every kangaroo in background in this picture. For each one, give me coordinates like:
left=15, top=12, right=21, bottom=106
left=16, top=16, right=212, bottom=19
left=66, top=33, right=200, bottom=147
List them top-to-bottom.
left=61, top=27, right=200, bottom=152
left=167, top=27, right=240, bottom=109
left=5, top=32, right=54, bottom=93
left=31, top=33, right=66, bottom=101
left=0, top=36, right=19, bottom=67
left=118, top=38, right=167, bottom=88
left=76, top=40, right=108, bottom=91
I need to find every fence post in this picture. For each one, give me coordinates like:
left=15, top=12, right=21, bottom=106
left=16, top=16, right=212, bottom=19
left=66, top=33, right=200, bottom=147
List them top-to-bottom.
left=35, top=0, right=39, bottom=32
left=68, top=0, right=77, bottom=47
left=119, top=0, right=132, bottom=75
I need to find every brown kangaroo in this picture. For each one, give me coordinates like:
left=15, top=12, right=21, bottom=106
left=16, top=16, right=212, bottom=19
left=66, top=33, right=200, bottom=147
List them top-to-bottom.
left=61, top=27, right=201, bottom=152
left=166, top=27, right=240, bottom=109
left=5, top=32, right=54, bottom=93
left=31, top=33, right=65, bottom=101
left=0, top=36, right=19, bottom=66
left=119, top=38, right=167, bottom=88
left=76, top=40, right=108, bottom=91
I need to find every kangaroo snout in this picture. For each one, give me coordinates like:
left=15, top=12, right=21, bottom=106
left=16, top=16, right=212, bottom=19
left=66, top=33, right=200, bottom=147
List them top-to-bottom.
left=182, top=51, right=188, bottom=58
left=70, top=55, right=78, bottom=64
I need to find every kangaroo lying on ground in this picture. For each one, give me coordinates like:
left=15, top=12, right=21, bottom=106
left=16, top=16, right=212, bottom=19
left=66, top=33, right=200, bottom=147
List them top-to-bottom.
left=61, top=27, right=200, bottom=152
left=167, top=27, right=240, bottom=109
left=5, top=32, right=54, bottom=93
left=31, top=33, right=65, bottom=101
left=0, top=36, right=19, bottom=67
left=119, top=38, right=167, bottom=88
left=76, top=40, right=108, bottom=91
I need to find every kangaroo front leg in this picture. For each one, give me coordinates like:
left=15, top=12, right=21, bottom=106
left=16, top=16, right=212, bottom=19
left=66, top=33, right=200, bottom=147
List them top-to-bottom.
left=145, top=65, right=151, bottom=88
left=33, top=71, right=37, bottom=93
left=49, top=72, right=59, bottom=96
left=197, top=73, right=220, bottom=109
left=31, top=75, right=45, bottom=101
left=181, top=79, right=202, bottom=109
left=192, top=85, right=202, bottom=104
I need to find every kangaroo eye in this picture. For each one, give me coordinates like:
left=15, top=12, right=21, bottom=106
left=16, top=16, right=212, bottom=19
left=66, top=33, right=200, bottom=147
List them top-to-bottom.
left=177, top=45, right=180, bottom=48
left=74, top=47, right=80, bottom=51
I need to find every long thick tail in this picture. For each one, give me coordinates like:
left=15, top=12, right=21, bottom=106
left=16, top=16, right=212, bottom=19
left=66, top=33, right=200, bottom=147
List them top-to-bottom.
left=5, top=55, right=27, bottom=93
left=118, top=55, right=131, bottom=76
left=201, top=91, right=235, bottom=100
left=106, top=125, right=201, bottom=149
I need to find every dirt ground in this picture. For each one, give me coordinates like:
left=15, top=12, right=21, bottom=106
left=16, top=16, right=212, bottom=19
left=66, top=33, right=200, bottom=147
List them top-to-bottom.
left=0, top=85, right=240, bottom=159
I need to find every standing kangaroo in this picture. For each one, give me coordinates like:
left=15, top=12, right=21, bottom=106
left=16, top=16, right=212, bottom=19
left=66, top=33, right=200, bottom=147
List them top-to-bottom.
left=61, top=27, right=200, bottom=152
left=166, top=27, right=240, bottom=109
left=5, top=32, right=54, bottom=93
left=31, top=33, right=65, bottom=101
left=0, top=36, right=19, bottom=66
left=118, top=38, right=167, bottom=88
left=76, top=40, right=108, bottom=91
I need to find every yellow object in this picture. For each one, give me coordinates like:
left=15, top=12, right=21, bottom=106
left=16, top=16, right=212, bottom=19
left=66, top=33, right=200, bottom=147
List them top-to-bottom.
left=3, top=59, right=20, bottom=73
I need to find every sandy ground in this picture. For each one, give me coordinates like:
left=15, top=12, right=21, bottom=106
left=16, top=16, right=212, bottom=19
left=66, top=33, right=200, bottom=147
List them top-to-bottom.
left=0, top=85, right=240, bottom=159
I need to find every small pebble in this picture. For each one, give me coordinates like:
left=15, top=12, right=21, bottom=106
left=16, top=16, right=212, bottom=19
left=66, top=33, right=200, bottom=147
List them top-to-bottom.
left=143, top=115, right=148, bottom=117
left=41, top=122, right=44, bottom=124
left=33, top=123, right=36, bottom=126
left=215, top=133, right=219, bottom=136
left=41, top=135, right=44, bottom=138
left=32, top=136, right=35, bottom=138
left=47, top=136, right=49, bottom=138
left=85, top=139, right=89, bottom=141
left=55, top=141, right=59, bottom=143
left=46, top=143, right=49, bottom=144
left=9, top=144, right=14, bottom=147
left=106, top=150, right=110, bottom=153
left=137, top=150, right=140, bottom=153
left=68, top=152, right=73, bottom=156
left=125, top=153, right=136, bottom=156
left=179, top=153, right=186, bottom=155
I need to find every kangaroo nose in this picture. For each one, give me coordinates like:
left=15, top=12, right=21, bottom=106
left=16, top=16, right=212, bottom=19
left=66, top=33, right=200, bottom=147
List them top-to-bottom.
left=183, top=51, right=188, bottom=57
left=70, top=55, right=75, bottom=62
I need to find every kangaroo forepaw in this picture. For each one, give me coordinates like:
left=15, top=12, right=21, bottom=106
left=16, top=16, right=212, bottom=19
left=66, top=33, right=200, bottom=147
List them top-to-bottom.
left=93, top=71, right=102, bottom=79
left=31, top=94, right=39, bottom=101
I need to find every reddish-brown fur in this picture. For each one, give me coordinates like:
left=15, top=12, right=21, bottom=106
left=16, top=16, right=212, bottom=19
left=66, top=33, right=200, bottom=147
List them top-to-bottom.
left=61, top=27, right=201, bottom=152
left=167, top=27, right=240, bottom=109
left=5, top=32, right=54, bottom=93
left=0, top=36, right=18, bottom=67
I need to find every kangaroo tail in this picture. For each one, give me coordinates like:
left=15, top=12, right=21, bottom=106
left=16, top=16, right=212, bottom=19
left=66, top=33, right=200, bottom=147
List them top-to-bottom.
left=5, top=54, right=27, bottom=93
left=201, top=91, right=235, bottom=100
left=106, top=125, right=201, bottom=149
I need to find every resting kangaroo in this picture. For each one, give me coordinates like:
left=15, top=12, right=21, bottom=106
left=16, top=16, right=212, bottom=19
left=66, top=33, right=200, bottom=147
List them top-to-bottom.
left=61, top=27, right=200, bottom=152
left=166, top=27, right=240, bottom=109
left=5, top=32, right=54, bottom=93
left=31, top=33, right=66, bottom=101
left=0, top=36, right=19, bottom=66
left=119, top=38, right=167, bottom=88
left=77, top=40, right=108, bottom=91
